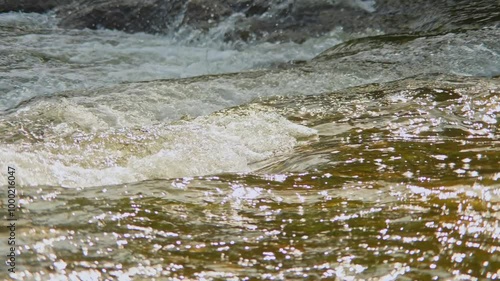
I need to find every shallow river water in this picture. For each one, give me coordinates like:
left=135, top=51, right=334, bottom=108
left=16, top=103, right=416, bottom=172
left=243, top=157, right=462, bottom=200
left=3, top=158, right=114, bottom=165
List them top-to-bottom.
left=0, top=4, right=499, bottom=281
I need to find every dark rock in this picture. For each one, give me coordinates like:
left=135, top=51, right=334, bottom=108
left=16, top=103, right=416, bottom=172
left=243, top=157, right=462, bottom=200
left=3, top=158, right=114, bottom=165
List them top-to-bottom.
left=0, top=0, right=74, bottom=13
left=25, top=0, right=500, bottom=43
left=53, top=0, right=372, bottom=41
left=56, top=0, right=185, bottom=34
left=56, top=0, right=273, bottom=34
left=181, top=0, right=232, bottom=30
left=181, top=0, right=270, bottom=30
left=224, top=0, right=270, bottom=16
left=241, top=0, right=269, bottom=17
left=373, top=0, right=500, bottom=34
left=225, top=1, right=373, bottom=42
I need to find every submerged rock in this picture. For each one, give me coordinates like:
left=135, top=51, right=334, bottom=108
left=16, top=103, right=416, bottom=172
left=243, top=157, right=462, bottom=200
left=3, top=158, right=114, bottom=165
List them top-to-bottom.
left=0, top=0, right=73, bottom=13
left=4, top=0, right=499, bottom=43
left=54, top=0, right=375, bottom=42
left=55, top=0, right=185, bottom=34
left=55, top=0, right=271, bottom=34
left=373, top=0, right=500, bottom=34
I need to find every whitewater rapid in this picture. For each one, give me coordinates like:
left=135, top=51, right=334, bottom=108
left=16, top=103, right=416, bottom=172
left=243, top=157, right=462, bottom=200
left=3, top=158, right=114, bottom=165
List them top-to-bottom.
left=1, top=9, right=499, bottom=189
left=0, top=12, right=377, bottom=111
left=0, top=109, right=317, bottom=187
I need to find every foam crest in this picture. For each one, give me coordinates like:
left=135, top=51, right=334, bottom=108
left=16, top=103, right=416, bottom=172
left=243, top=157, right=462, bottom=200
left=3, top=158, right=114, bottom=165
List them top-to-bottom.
left=0, top=111, right=316, bottom=187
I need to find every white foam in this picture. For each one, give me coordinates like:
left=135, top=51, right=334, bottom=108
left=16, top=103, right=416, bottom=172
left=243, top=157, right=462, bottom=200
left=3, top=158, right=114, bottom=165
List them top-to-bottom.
left=0, top=111, right=316, bottom=188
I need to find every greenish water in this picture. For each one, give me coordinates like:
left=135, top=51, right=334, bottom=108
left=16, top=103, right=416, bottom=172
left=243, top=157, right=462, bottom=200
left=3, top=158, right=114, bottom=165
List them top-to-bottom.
left=1, top=4, right=500, bottom=281
left=3, top=75, right=499, bottom=280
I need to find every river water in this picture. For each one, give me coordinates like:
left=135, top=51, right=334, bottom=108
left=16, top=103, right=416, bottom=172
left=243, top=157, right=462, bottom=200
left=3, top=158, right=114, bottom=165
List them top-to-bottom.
left=0, top=4, right=499, bottom=281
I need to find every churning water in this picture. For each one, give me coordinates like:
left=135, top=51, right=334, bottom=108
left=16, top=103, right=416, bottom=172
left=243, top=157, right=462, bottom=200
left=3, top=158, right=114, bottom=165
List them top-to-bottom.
left=0, top=3, right=499, bottom=281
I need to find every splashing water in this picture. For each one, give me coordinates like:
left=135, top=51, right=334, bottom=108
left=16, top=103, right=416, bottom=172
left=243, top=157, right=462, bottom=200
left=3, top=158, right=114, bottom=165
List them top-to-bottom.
left=1, top=3, right=500, bottom=280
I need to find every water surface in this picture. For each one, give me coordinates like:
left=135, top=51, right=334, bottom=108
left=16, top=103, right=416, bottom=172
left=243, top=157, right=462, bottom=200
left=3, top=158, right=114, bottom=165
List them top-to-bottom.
left=0, top=5, right=499, bottom=281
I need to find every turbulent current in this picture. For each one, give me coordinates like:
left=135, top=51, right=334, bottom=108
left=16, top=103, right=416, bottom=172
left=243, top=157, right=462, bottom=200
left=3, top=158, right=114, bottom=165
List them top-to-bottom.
left=0, top=3, right=499, bottom=281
